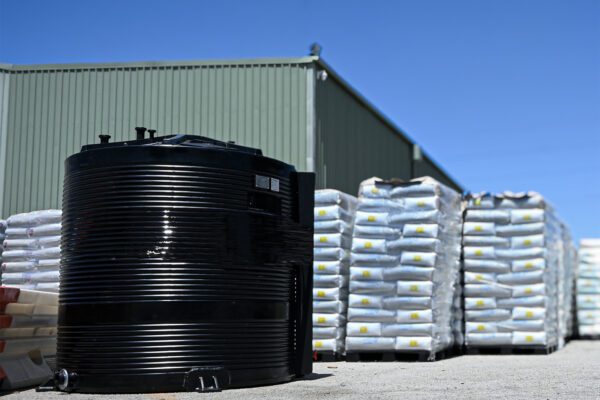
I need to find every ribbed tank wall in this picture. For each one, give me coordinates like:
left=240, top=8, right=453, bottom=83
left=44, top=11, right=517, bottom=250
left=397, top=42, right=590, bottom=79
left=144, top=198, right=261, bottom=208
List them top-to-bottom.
left=57, top=139, right=313, bottom=393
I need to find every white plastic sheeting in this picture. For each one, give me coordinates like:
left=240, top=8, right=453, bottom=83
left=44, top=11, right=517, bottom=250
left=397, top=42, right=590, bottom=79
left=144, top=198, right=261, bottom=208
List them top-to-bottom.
left=346, top=177, right=462, bottom=356
left=313, top=189, right=357, bottom=354
left=463, top=192, right=576, bottom=348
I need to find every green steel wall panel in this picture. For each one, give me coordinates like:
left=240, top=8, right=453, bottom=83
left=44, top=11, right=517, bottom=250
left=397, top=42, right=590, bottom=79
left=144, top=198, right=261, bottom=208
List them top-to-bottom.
left=0, top=63, right=311, bottom=217
left=0, top=70, right=10, bottom=216
left=314, top=75, right=413, bottom=196
left=414, top=155, right=463, bottom=193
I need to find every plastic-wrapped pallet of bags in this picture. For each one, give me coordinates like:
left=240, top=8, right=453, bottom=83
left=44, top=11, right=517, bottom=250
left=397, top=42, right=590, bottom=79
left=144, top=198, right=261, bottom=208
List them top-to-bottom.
left=345, top=177, right=462, bottom=360
left=313, top=189, right=357, bottom=356
left=463, top=192, right=571, bottom=352
left=2, top=210, right=62, bottom=293
left=577, top=239, right=600, bottom=337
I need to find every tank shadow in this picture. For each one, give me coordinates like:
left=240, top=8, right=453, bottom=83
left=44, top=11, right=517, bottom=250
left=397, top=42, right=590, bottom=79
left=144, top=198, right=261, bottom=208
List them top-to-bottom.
left=298, top=373, right=334, bottom=381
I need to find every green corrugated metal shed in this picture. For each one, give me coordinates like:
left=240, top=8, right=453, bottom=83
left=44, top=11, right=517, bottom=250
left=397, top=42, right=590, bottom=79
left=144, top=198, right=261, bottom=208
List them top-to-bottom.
left=0, top=56, right=462, bottom=217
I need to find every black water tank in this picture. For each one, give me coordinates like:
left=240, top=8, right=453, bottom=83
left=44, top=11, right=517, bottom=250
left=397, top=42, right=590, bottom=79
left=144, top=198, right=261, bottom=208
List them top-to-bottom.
left=56, top=134, right=314, bottom=393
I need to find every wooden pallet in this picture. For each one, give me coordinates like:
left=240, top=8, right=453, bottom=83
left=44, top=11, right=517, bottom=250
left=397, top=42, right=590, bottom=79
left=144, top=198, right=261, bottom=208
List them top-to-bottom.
left=465, top=344, right=557, bottom=355
left=346, top=346, right=459, bottom=362
left=313, top=351, right=344, bottom=362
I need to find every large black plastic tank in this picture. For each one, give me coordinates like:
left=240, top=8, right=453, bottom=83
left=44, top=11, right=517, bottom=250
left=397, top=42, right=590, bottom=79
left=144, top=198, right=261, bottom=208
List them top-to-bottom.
left=54, top=131, right=314, bottom=393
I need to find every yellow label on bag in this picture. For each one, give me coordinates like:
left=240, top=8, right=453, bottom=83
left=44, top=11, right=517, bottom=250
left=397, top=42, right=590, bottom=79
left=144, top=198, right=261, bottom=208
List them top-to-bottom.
left=371, top=187, right=379, bottom=194
left=474, top=198, right=482, bottom=206
left=417, top=201, right=426, bottom=208
left=318, top=210, right=327, bottom=216
left=523, top=214, right=532, bottom=221
left=367, top=215, right=377, bottom=222
left=475, top=225, right=483, bottom=232
left=416, top=226, right=425, bottom=233
left=319, top=236, right=328, bottom=243
left=523, top=239, right=532, bottom=246
left=365, top=241, right=373, bottom=249
left=474, top=249, right=483, bottom=256
left=413, top=255, right=422, bottom=262
left=525, top=262, right=534, bottom=269
left=318, top=264, right=326, bottom=271
left=362, top=270, right=371, bottom=278
left=475, top=274, right=483, bottom=281
left=410, top=284, right=419, bottom=292
left=525, top=287, right=533, bottom=294
left=317, top=290, right=325, bottom=298
left=586, top=297, right=593, bottom=303
left=361, top=298, right=370, bottom=305
left=476, top=300, right=485, bottom=307
left=525, top=311, right=534, bottom=318
left=410, top=312, right=420, bottom=320
left=317, top=317, right=326, bottom=323
left=477, top=324, right=485, bottom=331
left=360, top=326, right=368, bottom=334
left=525, top=335, right=534, bottom=342
left=315, top=340, right=323, bottom=348
left=409, top=340, right=419, bottom=347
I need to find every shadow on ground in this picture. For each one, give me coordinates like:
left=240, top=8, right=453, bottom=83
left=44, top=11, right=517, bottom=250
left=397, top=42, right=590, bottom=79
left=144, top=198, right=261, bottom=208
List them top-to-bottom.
left=299, top=373, right=334, bottom=381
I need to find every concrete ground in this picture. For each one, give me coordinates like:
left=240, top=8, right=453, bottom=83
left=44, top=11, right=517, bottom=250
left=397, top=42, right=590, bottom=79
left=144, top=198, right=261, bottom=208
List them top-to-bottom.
left=6, top=340, right=600, bottom=400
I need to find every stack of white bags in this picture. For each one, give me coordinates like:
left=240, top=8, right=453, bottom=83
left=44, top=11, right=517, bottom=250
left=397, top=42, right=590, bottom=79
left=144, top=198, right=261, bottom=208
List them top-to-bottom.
left=345, top=177, right=462, bottom=357
left=313, top=190, right=357, bottom=354
left=463, top=192, right=574, bottom=348
left=1, top=210, right=62, bottom=293
left=577, top=239, right=600, bottom=337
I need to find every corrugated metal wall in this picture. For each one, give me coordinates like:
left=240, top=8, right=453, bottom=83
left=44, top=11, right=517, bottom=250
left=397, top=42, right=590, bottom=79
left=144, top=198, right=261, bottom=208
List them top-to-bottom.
left=0, top=62, right=312, bottom=217
left=0, top=69, right=10, bottom=216
left=314, top=73, right=413, bottom=195
left=414, top=154, right=463, bottom=193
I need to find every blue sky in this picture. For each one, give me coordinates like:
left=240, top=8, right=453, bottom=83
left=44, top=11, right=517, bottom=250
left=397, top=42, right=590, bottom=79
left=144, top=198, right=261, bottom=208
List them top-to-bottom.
left=0, top=0, right=599, bottom=240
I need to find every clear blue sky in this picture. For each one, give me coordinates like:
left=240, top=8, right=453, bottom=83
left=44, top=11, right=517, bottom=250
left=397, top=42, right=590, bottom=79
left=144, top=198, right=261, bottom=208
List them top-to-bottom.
left=0, top=0, right=599, bottom=240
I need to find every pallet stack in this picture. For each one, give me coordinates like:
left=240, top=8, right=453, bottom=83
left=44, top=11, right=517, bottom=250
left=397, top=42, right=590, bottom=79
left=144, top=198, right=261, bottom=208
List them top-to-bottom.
left=345, top=177, right=462, bottom=361
left=313, top=189, right=357, bottom=358
left=463, top=192, right=574, bottom=354
left=1, top=210, right=62, bottom=293
left=577, top=239, right=600, bottom=338
left=0, top=287, right=58, bottom=390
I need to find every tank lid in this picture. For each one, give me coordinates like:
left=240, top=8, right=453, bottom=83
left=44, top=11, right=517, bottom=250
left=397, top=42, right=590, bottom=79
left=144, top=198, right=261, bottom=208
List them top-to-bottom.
left=81, top=134, right=263, bottom=156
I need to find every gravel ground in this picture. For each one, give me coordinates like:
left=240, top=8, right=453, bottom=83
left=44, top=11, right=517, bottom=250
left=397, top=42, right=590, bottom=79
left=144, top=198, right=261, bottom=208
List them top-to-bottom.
left=6, top=340, right=600, bottom=400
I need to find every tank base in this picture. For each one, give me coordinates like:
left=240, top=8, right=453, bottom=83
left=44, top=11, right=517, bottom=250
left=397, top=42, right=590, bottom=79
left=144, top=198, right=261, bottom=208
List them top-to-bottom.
left=38, top=366, right=298, bottom=393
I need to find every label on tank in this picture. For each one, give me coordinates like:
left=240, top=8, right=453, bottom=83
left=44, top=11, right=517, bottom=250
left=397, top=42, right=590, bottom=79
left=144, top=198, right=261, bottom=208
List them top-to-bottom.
left=255, top=175, right=270, bottom=190
left=271, top=178, right=280, bottom=192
